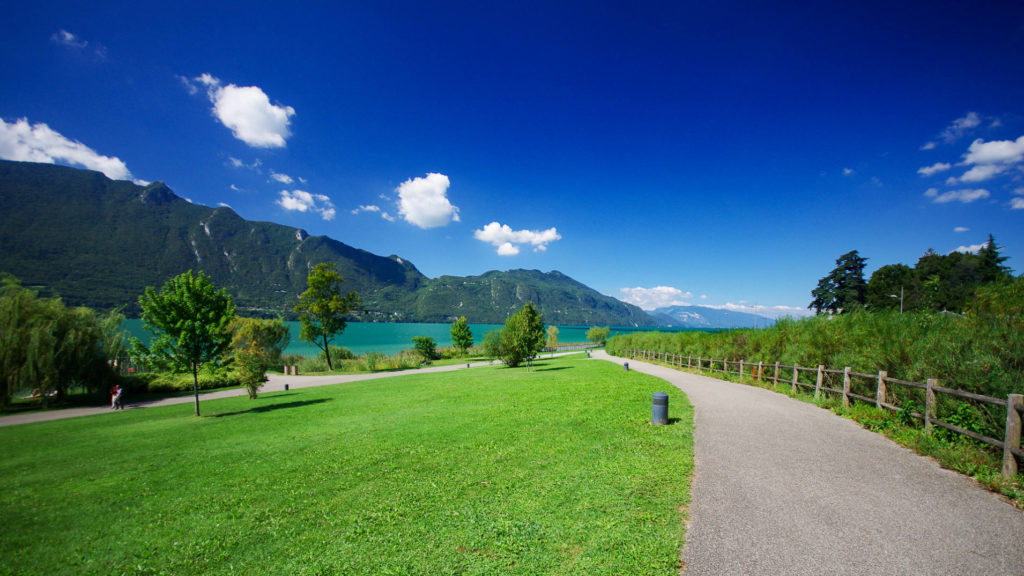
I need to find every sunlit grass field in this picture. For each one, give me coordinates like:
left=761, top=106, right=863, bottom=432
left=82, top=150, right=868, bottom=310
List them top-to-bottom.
left=0, top=355, right=693, bottom=575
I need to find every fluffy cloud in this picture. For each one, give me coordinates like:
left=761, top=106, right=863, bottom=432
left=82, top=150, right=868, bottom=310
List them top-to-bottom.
left=195, top=74, right=295, bottom=148
left=0, top=117, right=136, bottom=182
left=962, top=135, right=1024, bottom=165
left=917, top=162, right=951, bottom=176
left=842, top=168, right=855, bottom=176
left=396, top=173, right=460, bottom=228
left=924, top=188, right=990, bottom=204
left=276, top=190, right=335, bottom=220
left=1010, top=197, right=1024, bottom=210
left=351, top=204, right=395, bottom=222
left=474, top=222, right=561, bottom=255
left=954, top=226, right=969, bottom=233
left=953, top=242, right=989, bottom=255
left=619, top=286, right=693, bottom=310
left=702, top=302, right=813, bottom=319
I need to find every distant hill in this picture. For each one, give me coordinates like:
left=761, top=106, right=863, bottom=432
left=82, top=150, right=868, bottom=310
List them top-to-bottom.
left=0, top=160, right=655, bottom=326
left=649, top=305, right=776, bottom=329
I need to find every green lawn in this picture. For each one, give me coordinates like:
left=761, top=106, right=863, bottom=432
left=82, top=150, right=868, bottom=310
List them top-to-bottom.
left=0, top=355, right=693, bottom=575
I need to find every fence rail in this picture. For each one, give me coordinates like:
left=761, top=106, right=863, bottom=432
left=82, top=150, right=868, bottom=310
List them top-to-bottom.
left=624, top=349, right=1024, bottom=480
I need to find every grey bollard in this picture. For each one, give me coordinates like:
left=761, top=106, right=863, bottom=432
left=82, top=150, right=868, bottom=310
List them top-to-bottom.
left=624, top=362, right=629, bottom=371
left=284, top=384, right=289, bottom=391
left=652, top=392, right=669, bottom=425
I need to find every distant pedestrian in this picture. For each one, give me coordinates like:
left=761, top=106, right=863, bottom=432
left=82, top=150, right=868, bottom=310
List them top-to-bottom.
left=110, top=385, right=118, bottom=409
left=113, top=385, right=124, bottom=410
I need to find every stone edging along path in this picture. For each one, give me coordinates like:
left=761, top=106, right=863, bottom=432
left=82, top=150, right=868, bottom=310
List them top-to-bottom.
left=591, top=351, right=1024, bottom=576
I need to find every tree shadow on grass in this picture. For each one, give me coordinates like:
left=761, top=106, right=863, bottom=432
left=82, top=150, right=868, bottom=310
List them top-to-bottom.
left=533, top=365, right=572, bottom=372
left=211, top=398, right=331, bottom=418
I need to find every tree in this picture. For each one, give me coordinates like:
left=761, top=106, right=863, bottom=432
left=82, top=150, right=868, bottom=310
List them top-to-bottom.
left=977, top=234, right=1011, bottom=284
left=809, top=250, right=868, bottom=315
left=294, top=263, right=360, bottom=371
left=866, top=264, right=914, bottom=312
left=139, top=270, right=236, bottom=416
left=1, top=276, right=112, bottom=407
left=499, top=302, right=546, bottom=369
left=450, top=316, right=474, bottom=357
left=231, top=317, right=290, bottom=399
left=546, top=325, right=559, bottom=350
left=586, top=326, right=611, bottom=346
left=482, top=328, right=505, bottom=359
left=412, top=336, right=438, bottom=363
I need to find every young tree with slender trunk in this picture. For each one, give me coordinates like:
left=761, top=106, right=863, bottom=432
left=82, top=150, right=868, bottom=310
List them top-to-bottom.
left=294, top=263, right=360, bottom=371
left=139, top=270, right=236, bottom=416
left=450, top=316, right=473, bottom=358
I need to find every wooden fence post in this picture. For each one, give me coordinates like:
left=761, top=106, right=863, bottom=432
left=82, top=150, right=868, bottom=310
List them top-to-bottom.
left=687, top=356, right=692, bottom=369
left=739, top=360, right=745, bottom=379
left=757, top=361, right=764, bottom=381
left=773, top=362, right=780, bottom=385
left=791, top=364, right=799, bottom=394
left=814, top=365, right=824, bottom=399
left=842, top=367, right=851, bottom=408
left=876, top=371, right=887, bottom=409
left=925, top=378, right=937, bottom=434
left=1003, top=394, right=1022, bottom=479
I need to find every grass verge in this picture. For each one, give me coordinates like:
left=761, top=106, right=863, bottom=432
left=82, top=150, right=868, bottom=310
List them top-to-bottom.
left=0, top=355, right=693, bottom=575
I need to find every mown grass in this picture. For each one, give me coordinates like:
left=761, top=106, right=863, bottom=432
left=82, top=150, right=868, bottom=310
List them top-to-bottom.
left=0, top=355, right=693, bottom=575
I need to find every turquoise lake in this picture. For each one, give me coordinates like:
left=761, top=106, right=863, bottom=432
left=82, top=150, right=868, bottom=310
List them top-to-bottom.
left=122, top=320, right=662, bottom=357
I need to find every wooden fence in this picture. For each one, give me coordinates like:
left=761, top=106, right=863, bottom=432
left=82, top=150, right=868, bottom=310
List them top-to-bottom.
left=625, top=349, right=1024, bottom=480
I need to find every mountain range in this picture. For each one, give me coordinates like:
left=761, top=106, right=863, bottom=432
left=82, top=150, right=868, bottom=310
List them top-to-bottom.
left=0, top=160, right=654, bottom=325
left=648, top=305, right=776, bottom=329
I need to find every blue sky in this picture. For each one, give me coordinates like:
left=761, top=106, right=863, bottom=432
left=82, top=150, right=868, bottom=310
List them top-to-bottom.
left=3, top=2, right=1023, bottom=318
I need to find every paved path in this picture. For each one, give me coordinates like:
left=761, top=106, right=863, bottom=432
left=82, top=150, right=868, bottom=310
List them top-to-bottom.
left=594, top=351, right=1024, bottom=575
left=0, top=359, right=504, bottom=428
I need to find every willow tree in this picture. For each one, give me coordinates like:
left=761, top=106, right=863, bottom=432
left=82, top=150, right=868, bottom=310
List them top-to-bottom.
left=294, top=263, right=360, bottom=371
left=139, top=270, right=236, bottom=416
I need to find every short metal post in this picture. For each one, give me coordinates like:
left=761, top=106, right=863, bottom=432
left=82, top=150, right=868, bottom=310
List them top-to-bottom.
left=624, top=362, right=629, bottom=371
left=652, top=392, right=669, bottom=425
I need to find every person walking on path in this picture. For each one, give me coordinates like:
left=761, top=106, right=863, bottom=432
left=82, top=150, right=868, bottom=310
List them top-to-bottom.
left=113, top=384, right=124, bottom=410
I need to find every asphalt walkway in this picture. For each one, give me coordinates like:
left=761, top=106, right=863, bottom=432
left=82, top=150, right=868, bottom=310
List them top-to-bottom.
left=593, top=351, right=1024, bottom=575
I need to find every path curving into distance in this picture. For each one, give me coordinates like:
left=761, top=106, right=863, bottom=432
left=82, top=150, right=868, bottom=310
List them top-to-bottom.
left=593, top=351, right=1024, bottom=575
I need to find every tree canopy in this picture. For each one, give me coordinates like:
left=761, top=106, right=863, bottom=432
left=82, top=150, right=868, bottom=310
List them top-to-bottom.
left=810, top=250, right=868, bottom=315
left=294, top=263, right=360, bottom=371
left=138, top=270, right=236, bottom=416
left=0, top=276, right=117, bottom=407
left=498, top=302, right=546, bottom=369
left=449, top=316, right=473, bottom=357
left=230, top=317, right=290, bottom=399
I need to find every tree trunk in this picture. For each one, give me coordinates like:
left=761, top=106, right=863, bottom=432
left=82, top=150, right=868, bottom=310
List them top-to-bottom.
left=323, top=334, right=333, bottom=370
left=192, top=363, right=201, bottom=416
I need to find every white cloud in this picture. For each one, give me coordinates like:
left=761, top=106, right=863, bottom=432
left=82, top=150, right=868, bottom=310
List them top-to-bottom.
left=51, top=30, right=87, bottom=49
left=196, top=74, right=295, bottom=148
left=940, top=112, right=981, bottom=143
left=0, top=117, right=137, bottom=182
left=962, top=136, right=1024, bottom=165
left=920, top=141, right=937, bottom=151
left=228, top=157, right=261, bottom=171
left=917, top=162, right=951, bottom=176
left=957, top=163, right=1006, bottom=183
left=842, top=167, right=854, bottom=176
left=270, top=171, right=293, bottom=184
left=396, top=173, right=460, bottom=228
left=229, top=184, right=241, bottom=192
left=924, top=188, right=990, bottom=204
left=276, top=189, right=335, bottom=220
left=1010, top=197, right=1024, bottom=210
left=351, top=204, right=395, bottom=222
left=474, top=221, right=561, bottom=255
left=954, top=226, right=969, bottom=233
left=953, top=242, right=988, bottom=255
left=619, top=286, right=693, bottom=310
left=702, top=302, right=814, bottom=319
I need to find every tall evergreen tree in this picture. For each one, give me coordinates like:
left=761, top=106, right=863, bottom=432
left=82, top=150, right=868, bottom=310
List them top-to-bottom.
left=809, top=250, right=868, bottom=315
